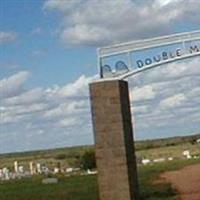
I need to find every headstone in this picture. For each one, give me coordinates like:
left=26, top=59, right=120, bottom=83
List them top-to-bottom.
left=183, top=150, right=191, bottom=159
left=168, top=157, right=173, bottom=161
left=153, top=158, right=165, bottom=163
left=142, top=159, right=151, bottom=165
left=14, top=161, right=18, bottom=173
left=29, top=162, right=34, bottom=175
left=36, top=163, right=42, bottom=174
left=18, top=166, right=24, bottom=174
left=41, top=166, right=49, bottom=174
left=3, top=168, right=10, bottom=180
left=54, top=168, right=59, bottom=174
left=66, top=168, right=73, bottom=173
left=0, top=169, right=3, bottom=178
left=87, top=169, right=97, bottom=175
left=42, top=178, right=58, bottom=184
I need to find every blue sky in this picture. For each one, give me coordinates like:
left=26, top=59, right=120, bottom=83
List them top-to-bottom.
left=0, top=0, right=200, bottom=153
left=0, top=0, right=97, bottom=86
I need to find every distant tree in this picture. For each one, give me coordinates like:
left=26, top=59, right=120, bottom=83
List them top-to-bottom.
left=190, top=138, right=196, bottom=145
left=80, top=150, right=96, bottom=170
left=67, top=152, right=82, bottom=168
left=54, top=153, right=66, bottom=160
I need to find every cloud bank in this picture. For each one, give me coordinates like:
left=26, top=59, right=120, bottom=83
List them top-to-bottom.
left=44, top=0, right=200, bottom=46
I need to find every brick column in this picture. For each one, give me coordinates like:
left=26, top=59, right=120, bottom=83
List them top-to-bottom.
left=89, top=80, right=139, bottom=200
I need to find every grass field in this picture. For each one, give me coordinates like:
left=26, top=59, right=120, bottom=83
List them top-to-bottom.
left=0, top=134, right=199, bottom=199
left=0, top=134, right=199, bottom=170
left=137, top=142, right=200, bottom=160
left=0, top=159, right=199, bottom=200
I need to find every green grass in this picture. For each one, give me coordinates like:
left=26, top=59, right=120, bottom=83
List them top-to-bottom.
left=0, top=159, right=199, bottom=200
left=0, top=175, right=99, bottom=200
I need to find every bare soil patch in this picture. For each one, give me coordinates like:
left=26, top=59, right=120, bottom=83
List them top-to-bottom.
left=160, top=163, right=200, bottom=200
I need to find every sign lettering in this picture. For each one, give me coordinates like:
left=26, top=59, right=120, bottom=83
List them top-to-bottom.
left=136, top=44, right=200, bottom=68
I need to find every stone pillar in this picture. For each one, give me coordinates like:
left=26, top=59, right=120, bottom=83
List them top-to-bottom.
left=90, top=80, right=139, bottom=200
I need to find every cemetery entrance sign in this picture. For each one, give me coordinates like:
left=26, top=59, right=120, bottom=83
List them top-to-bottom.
left=90, top=30, right=200, bottom=200
left=98, top=30, right=200, bottom=79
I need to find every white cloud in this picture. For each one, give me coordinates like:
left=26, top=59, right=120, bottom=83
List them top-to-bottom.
left=43, top=0, right=82, bottom=12
left=44, top=0, right=200, bottom=46
left=155, top=0, right=183, bottom=7
left=31, top=27, right=43, bottom=35
left=0, top=31, right=17, bottom=44
left=32, top=50, right=47, bottom=57
left=0, top=71, right=30, bottom=99
left=0, top=73, right=92, bottom=134
left=58, top=74, right=95, bottom=97
left=130, top=85, right=156, bottom=101
left=187, top=87, right=200, bottom=99
left=4, top=88, right=44, bottom=105
left=159, top=93, right=186, bottom=109
left=44, top=100, right=88, bottom=118
left=0, top=103, right=48, bottom=125
left=131, top=105, right=148, bottom=115
left=0, top=106, right=6, bottom=111
left=0, top=113, right=25, bottom=125
left=58, top=117, right=77, bottom=128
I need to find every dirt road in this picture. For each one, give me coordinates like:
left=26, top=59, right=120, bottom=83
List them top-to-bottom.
left=161, top=163, right=200, bottom=200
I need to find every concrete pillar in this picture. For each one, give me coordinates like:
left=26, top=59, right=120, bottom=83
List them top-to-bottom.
left=90, top=80, right=139, bottom=200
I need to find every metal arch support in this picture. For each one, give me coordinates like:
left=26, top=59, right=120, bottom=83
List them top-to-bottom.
left=98, top=30, right=200, bottom=80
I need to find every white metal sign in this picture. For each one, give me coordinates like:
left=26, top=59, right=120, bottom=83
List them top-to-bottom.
left=98, top=30, right=200, bottom=79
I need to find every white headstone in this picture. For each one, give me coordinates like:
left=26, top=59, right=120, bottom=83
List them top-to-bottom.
left=183, top=150, right=191, bottom=159
left=168, top=157, right=173, bottom=161
left=153, top=158, right=165, bottom=163
left=142, top=159, right=151, bottom=165
left=14, top=161, right=18, bottom=173
left=29, top=162, right=34, bottom=175
left=36, top=163, right=42, bottom=174
left=18, top=166, right=24, bottom=173
left=41, top=166, right=49, bottom=174
left=3, top=168, right=10, bottom=180
left=54, top=168, right=59, bottom=174
left=66, top=168, right=73, bottom=173
left=0, top=169, right=3, bottom=178
left=87, top=169, right=97, bottom=175
left=42, top=178, right=58, bottom=184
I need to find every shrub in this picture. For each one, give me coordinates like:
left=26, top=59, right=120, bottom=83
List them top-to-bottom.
left=80, top=150, right=96, bottom=170
left=54, top=154, right=66, bottom=160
